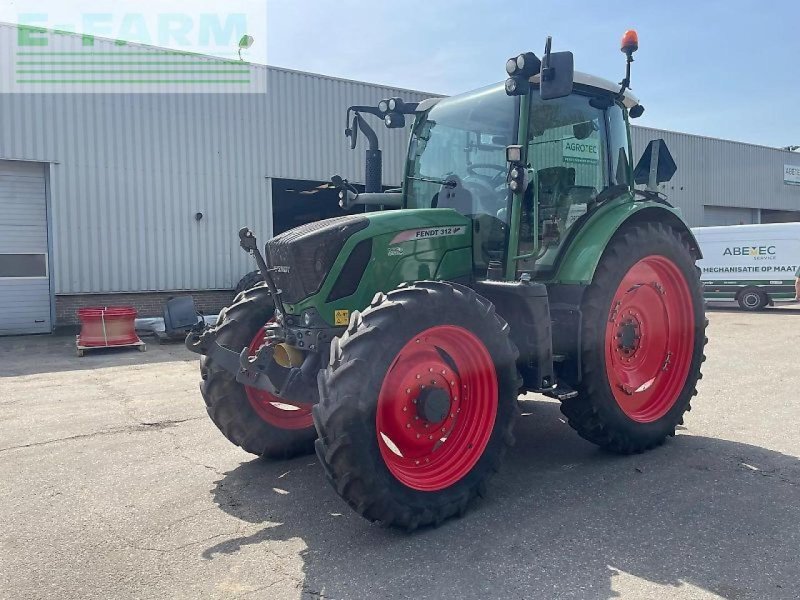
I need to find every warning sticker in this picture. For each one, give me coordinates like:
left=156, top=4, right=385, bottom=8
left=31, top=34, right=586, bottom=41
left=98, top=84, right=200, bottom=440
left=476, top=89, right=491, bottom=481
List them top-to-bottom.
left=390, top=225, right=467, bottom=245
left=334, top=310, right=350, bottom=326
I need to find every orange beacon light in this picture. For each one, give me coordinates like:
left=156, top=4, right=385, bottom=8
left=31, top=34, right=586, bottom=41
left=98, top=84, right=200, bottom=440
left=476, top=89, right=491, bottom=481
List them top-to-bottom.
left=621, top=29, right=639, bottom=55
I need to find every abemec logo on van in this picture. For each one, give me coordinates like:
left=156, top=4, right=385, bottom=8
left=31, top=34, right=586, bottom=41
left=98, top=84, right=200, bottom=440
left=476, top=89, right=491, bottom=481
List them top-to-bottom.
left=722, top=245, right=777, bottom=259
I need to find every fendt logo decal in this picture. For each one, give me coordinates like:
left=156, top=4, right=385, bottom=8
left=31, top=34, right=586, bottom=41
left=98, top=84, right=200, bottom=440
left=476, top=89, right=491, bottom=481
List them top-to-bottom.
left=390, top=226, right=467, bottom=245
left=722, top=245, right=776, bottom=258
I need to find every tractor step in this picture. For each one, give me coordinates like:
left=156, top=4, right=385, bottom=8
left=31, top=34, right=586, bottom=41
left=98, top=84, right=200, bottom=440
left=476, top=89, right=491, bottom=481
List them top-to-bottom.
left=542, top=385, right=578, bottom=401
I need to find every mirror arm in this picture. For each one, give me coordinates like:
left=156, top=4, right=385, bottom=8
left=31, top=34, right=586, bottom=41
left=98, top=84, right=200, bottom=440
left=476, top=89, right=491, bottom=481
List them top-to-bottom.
left=355, top=114, right=379, bottom=151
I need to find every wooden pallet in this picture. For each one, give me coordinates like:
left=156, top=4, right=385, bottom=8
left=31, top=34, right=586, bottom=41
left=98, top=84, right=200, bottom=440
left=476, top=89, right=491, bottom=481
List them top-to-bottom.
left=76, top=336, right=147, bottom=357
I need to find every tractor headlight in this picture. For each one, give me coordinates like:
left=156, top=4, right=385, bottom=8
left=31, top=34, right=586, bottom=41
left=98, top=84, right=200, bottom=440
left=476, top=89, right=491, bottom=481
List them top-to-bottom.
left=388, top=97, right=403, bottom=112
left=378, top=99, right=389, bottom=113
left=509, top=180, right=520, bottom=192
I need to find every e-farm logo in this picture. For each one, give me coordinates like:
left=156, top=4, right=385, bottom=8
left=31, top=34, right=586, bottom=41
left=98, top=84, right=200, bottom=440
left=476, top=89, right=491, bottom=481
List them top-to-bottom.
left=6, top=3, right=266, bottom=93
left=723, top=245, right=777, bottom=259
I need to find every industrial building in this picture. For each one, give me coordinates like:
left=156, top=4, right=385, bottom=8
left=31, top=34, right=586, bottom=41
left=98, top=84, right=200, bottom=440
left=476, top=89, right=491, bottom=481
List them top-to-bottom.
left=1, top=23, right=799, bottom=334
left=631, top=127, right=800, bottom=227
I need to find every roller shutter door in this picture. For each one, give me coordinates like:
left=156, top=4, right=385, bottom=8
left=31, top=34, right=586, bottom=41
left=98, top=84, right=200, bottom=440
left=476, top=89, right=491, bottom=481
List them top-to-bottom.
left=0, top=161, right=51, bottom=335
left=702, top=205, right=757, bottom=227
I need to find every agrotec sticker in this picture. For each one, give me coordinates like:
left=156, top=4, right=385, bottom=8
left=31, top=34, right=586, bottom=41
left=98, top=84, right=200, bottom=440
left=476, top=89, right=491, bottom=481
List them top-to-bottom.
left=389, top=225, right=467, bottom=245
left=334, top=310, right=350, bottom=326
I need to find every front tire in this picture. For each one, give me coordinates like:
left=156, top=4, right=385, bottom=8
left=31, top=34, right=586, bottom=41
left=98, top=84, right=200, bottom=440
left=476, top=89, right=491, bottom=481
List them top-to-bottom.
left=561, top=222, right=707, bottom=454
left=314, top=282, right=519, bottom=530
left=200, top=285, right=317, bottom=459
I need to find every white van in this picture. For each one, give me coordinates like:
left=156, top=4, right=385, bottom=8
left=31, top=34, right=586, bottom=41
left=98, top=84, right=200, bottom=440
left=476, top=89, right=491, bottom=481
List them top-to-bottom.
left=691, top=223, right=800, bottom=310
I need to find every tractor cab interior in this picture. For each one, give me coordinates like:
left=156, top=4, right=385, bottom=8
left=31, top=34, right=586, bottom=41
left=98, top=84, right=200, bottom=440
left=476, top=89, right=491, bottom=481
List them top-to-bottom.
left=404, top=83, right=517, bottom=275
left=517, top=92, right=631, bottom=276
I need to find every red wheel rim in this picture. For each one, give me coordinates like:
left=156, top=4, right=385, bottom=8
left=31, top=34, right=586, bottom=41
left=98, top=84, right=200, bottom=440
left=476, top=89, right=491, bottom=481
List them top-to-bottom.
left=605, top=255, right=695, bottom=423
left=375, top=325, right=498, bottom=492
left=244, top=327, right=314, bottom=430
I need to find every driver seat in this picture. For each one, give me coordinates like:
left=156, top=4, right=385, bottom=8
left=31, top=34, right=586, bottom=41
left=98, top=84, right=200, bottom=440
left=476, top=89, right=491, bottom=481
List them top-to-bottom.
left=435, top=178, right=475, bottom=216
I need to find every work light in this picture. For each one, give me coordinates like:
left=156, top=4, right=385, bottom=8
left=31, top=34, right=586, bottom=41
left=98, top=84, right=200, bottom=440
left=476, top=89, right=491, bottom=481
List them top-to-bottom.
left=506, top=52, right=541, bottom=77
left=505, top=76, right=530, bottom=96
left=388, top=97, right=404, bottom=112
left=384, top=112, right=405, bottom=128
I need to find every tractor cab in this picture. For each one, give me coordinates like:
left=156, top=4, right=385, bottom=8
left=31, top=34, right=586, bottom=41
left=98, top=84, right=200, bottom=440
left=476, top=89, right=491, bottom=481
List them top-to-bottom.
left=403, top=73, right=640, bottom=281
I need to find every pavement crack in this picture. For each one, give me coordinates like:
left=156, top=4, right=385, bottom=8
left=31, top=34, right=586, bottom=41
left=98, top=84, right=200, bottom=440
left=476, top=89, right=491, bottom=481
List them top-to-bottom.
left=0, top=417, right=204, bottom=453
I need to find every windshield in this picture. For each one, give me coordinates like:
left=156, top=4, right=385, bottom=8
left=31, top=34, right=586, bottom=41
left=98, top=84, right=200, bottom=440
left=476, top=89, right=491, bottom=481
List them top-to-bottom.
left=404, top=83, right=517, bottom=217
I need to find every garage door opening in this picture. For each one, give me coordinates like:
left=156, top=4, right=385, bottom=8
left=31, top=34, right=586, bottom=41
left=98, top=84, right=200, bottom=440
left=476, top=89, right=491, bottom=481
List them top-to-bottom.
left=0, top=160, right=51, bottom=335
left=271, top=178, right=397, bottom=235
left=702, top=205, right=759, bottom=227
left=761, top=209, right=800, bottom=224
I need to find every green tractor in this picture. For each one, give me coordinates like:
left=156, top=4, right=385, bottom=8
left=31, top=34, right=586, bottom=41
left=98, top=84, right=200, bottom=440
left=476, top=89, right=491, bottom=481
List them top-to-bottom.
left=187, top=31, right=706, bottom=530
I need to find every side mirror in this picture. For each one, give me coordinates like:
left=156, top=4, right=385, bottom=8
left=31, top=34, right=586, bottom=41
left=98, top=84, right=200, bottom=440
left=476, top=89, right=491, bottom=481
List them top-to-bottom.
left=540, top=51, right=574, bottom=100
left=633, top=139, right=677, bottom=189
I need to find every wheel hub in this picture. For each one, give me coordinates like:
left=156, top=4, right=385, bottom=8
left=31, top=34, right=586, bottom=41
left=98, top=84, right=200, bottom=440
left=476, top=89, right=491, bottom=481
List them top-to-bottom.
left=615, top=315, right=642, bottom=357
left=375, top=325, right=498, bottom=492
left=417, top=386, right=451, bottom=425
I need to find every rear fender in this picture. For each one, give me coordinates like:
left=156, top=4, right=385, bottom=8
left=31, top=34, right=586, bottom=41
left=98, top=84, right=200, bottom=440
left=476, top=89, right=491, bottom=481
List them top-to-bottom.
left=551, top=199, right=701, bottom=285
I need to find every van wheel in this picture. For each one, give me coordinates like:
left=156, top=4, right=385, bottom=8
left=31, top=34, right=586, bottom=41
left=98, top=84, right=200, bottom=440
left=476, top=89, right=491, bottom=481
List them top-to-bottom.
left=737, top=288, right=767, bottom=311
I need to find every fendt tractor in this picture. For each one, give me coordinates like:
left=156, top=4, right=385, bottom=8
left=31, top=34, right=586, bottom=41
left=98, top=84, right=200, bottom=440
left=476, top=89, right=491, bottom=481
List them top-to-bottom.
left=187, top=31, right=707, bottom=530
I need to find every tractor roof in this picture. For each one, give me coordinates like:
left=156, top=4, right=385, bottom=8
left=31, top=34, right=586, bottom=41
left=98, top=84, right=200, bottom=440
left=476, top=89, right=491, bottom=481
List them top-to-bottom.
left=416, top=71, right=639, bottom=112
left=563, top=71, right=640, bottom=108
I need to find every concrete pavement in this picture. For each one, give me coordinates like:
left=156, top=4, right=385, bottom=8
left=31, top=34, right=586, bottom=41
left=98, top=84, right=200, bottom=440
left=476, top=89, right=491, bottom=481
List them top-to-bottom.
left=2, top=308, right=799, bottom=599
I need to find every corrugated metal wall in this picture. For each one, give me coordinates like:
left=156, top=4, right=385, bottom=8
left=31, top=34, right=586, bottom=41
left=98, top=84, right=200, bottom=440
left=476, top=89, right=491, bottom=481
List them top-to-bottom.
left=3, top=21, right=798, bottom=294
left=0, top=23, right=431, bottom=294
left=631, top=126, right=800, bottom=227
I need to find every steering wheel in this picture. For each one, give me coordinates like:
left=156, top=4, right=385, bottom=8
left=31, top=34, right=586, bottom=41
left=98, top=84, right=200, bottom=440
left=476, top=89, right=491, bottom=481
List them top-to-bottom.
left=467, top=163, right=507, bottom=183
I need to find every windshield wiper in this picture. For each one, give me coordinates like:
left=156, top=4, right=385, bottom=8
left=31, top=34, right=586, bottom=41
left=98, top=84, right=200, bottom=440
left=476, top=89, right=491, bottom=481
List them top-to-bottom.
left=406, top=175, right=456, bottom=188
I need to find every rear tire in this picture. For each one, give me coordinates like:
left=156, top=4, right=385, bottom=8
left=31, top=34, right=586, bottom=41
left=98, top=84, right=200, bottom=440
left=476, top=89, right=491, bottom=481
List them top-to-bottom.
left=561, top=222, right=707, bottom=454
left=234, top=270, right=263, bottom=295
left=314, top=281, right=519, bottom=530
left=200, top=286, right=317, bottom=459
left=737, top=287, right=767, bottom=311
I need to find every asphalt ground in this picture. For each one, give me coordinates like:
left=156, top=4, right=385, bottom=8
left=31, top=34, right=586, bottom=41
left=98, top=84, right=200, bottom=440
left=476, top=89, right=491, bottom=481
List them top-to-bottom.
left=2, top=306, right=799, bottom=599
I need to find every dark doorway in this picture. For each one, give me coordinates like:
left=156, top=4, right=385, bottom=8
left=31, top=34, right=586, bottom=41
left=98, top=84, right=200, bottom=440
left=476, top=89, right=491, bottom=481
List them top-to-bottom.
left=270, top=178, right=366, bottom=235
left=761, top=209, right=800, bottom=224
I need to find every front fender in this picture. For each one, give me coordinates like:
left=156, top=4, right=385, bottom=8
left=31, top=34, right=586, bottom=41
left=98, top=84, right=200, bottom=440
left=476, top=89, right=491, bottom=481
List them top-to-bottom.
left=550, top=197, right=701, bottom=285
